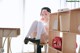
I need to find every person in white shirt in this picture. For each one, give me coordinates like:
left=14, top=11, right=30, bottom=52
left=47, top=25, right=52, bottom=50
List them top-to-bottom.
left=24, top=7, right=51, bottom=53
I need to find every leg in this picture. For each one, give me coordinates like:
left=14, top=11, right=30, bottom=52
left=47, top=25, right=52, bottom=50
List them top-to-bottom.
left=26, top=20, right=38, bottom=37
left=24, top=21, right=38, bottom=44
left=24, top=21, right=46, bottom=44
left=28, top=21, right=46, bottom=44
left=36, top=21, right=45, bottom=40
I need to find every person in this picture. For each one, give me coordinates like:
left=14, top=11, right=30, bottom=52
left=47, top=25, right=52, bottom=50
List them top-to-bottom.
left=24, top=7, right=51, bottom=53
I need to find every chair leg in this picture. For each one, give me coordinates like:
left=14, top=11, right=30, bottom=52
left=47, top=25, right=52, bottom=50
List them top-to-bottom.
left=34, top=44, right=37, bottom=53
left=34, top=44, right=41, bottom=53
left=34, top=44, right=48, bottom=53
left=37, top=44, right=41, bottom=53
left=44, top=44, right=48, bottom=53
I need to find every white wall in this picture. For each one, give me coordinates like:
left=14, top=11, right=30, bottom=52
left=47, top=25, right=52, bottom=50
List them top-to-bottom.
left=0, top=0, right=23, bottom=53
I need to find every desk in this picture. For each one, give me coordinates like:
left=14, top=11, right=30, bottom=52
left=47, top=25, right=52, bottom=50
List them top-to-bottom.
left=0, top=28, right=20, bottom=53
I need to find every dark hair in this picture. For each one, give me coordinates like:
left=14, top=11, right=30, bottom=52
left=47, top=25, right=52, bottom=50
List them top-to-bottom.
left=41, top=7, right=51, bottom=13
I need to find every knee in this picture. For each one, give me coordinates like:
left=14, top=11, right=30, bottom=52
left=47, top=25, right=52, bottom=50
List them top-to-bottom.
left=32, top=20, right=38, bottom=25
left=33, top=20, right=38, bottom=24
left=38, top=21, right=44, bottom=26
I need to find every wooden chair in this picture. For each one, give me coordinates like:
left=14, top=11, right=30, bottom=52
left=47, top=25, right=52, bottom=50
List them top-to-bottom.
left=32, top=32, right=48, bottom=53
left=34, top=43, right=48, bottom=53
